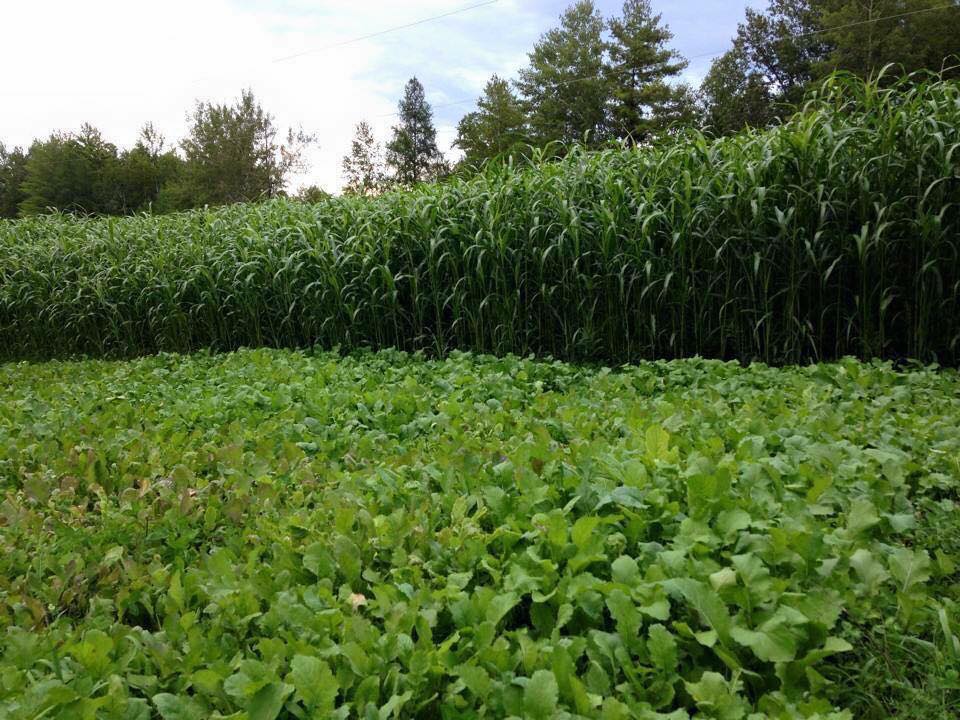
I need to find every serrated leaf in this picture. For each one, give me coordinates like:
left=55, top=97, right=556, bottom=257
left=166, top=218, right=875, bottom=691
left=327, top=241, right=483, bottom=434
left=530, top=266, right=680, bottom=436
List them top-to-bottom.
left=888, top=547, right=931, bottom=591
left=647, top=624, right=678, bottom=672
left=290, top=654, right=338, bottom=711
left=457, top=665, right=490, bottom=698
left=524, top=670, right=559, bottom=720
left=685, top=672, right=746, bottom=720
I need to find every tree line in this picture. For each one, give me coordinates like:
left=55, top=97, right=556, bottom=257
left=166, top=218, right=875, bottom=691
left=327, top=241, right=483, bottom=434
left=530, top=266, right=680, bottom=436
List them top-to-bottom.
left=2, top=0, right=957, bottom=217
left=344, top=0, right=960, bottom=191
left=0, top=91, right=314, bottom=218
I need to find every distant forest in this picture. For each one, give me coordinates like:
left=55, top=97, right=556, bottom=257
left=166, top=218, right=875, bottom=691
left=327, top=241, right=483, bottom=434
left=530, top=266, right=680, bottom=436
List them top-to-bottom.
left=1, top=0, right=958, bottom=218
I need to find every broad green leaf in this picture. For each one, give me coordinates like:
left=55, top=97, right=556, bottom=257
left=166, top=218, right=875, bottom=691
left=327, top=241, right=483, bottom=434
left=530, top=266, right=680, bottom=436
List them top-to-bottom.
left=645, top=425, right=671, bottom=461
left=845, top=498, right=880, bottom=535
left=571, top=516, right=602, bottom=549
left=303, top=542, right=333, bottom=578
left=850, top=548, right=889, bottom=593
left=888, top=548, right=931, bottom=591
left=611, top=555, right=640, bottom=585
left=663, top=578, right=733, bottom=644
left=606, top=589, right=642, bottom=641
left=486, top=592, right=519, bottom=626
left=730, top=623, right=798, bottom=663
left=647, top=624, right=678, bottom=672
left=290, top=654, right=338, bottom=711
left=457, top=665, right=490, bottom=698
left=524, top=670, right=559, bottom=720
left=684, top=672, right=746, bottom=720
left=248, top=682, right=293, bottom=720
left=152, top=694, right=206, bottom=720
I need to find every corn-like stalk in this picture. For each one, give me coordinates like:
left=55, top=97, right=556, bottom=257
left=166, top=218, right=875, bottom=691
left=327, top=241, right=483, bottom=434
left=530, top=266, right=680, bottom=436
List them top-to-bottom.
left=1, top=73, right=958, bottom=364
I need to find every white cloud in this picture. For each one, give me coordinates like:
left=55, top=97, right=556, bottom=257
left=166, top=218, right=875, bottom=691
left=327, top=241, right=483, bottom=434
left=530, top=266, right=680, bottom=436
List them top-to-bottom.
left=1, top=0, right=537, bottom=192
left=1, top=1, right=755, bottom=193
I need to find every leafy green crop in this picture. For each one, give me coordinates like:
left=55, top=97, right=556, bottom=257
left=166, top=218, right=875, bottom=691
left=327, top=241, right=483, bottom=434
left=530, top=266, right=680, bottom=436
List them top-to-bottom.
left=2, top=73, right=959, bottom=364
left=1, top=349, right=958, bottom=718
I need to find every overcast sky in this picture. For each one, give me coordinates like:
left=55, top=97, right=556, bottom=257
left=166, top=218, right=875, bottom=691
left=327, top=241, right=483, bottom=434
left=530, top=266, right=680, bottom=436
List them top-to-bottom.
left=0, top=1, right=763, bottom=192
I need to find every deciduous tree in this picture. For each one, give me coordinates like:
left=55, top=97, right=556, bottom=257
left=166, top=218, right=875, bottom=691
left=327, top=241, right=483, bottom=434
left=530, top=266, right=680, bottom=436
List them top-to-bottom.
left=342, top=121, right=385, bottom=195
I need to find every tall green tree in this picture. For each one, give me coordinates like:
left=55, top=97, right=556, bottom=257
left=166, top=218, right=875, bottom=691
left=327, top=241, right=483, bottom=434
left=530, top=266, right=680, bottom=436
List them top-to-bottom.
left=515, top=0, right=610, bottom=147
left=606, top=0, right=689, bottom=141
left=700, top=0, right=960, bottom=137
left=738, top=0, right=826, bottom=105
left=817, top=0, right=960, bottom=78
left=700, top=43, right=776, bottom=135
left=454, top=75, right=529, bottom=167
left=386, top=77, right=448, bottom=186
left=177, top=89, right=313, bottom=206
left=342, top=121, right=385, bottom=195
left=110, top=124, right=185, bottom=214
left=18, top=125, right=120, bottom=216
left=0, top=144, right=28, bottom=219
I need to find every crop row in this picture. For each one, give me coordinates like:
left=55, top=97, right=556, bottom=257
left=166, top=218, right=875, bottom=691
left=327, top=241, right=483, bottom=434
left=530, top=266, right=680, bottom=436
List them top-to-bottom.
left=1, top=74, right=959, bottom=363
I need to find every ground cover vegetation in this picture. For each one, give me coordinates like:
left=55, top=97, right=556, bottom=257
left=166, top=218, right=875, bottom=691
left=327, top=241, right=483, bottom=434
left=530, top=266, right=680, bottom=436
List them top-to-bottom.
left=1, top=74, right=958, bottom=365
left=0, top=349, right=958, bottom=718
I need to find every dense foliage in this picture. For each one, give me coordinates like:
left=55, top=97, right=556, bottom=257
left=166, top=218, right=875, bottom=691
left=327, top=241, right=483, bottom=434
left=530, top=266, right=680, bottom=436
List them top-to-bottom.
left=699, top=0, right=960, bottom=135
left=1, top=75, right=958, bottom=365
left=0, top=92, right=311, bottom=219
left=1, top=349, right=958, bottom=718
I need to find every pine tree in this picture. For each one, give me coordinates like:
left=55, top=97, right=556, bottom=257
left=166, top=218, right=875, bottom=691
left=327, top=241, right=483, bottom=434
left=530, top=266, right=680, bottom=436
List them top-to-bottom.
left=606, top=0, right=689, bottom=142
left=515, top=1, right=610, bottom=147
left=454, top=75, right=529, bottom=167
left=386, top=78, right=448, bottom=186
left=342, top=121, right=385, bottom=195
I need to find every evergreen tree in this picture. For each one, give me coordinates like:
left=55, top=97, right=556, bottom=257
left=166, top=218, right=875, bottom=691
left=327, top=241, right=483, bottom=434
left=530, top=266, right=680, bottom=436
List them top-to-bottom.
left=606, top=0, right=689, bottom=142
left=515, top=1, right=610, bottom=147
left=454, top=75, right=529, bottom=167
left=386, top=77, right=448, bottom=186
left=342, top=121, right=385, bottom=195
left=0, top=144, right=28, bottom=219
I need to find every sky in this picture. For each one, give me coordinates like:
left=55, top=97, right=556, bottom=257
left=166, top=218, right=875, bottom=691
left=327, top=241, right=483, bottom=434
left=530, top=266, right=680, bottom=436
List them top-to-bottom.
left=0, top=0, right=763, bottom=192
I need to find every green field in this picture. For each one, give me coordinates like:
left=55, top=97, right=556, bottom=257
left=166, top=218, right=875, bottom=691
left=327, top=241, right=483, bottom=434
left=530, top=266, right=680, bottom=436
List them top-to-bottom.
left=2, top=75, right=959, bottom=366
left=2, top=349, right=958, bottom=718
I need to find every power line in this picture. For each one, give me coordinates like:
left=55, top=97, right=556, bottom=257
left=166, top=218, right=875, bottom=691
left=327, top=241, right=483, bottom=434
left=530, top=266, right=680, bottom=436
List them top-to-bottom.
left=272, top=0, right=501, bottom=63
left=382, top=1, right=958, bottom=118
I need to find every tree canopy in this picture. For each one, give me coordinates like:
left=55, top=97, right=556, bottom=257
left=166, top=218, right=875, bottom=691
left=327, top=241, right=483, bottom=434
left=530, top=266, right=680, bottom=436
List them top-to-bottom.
left=386, top=77, right=448, bottom=186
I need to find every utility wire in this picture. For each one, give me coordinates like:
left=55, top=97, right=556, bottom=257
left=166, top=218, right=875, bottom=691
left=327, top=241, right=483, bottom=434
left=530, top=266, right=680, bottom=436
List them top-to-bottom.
left=273, top=0, right=501, bottom=63
left=383, top=1, right=958, bottom=118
